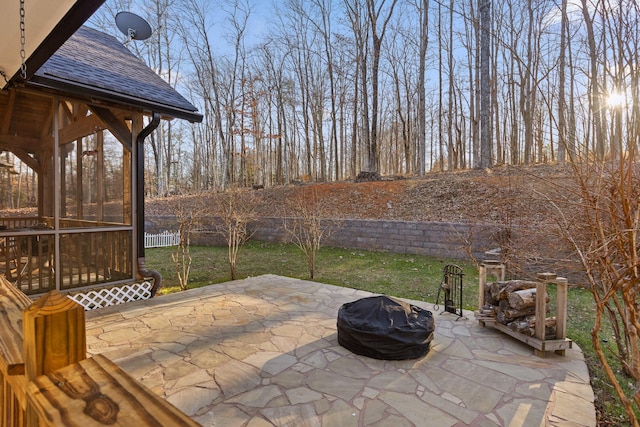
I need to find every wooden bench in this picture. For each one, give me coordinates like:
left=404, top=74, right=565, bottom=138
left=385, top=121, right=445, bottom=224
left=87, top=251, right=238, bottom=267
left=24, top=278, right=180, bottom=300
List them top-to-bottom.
left=0, top=275, right=199, bottom=427
left=0, top=275, right=32, bottom=375
left=0, top=275, right=32, bottom=427
left=27, top=354, right=200, bottom=427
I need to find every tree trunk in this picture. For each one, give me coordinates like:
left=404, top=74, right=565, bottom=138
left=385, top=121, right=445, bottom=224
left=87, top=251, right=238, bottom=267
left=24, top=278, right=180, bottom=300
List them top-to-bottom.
left=366, top=0, right=398, bottom=173
left=416, top=0, right=429, bottom=176
left=479, top=0, right=492, bottom=168
left=557, top=0, right=568, bottom=164
left=580, top=0, right=607, bottom=159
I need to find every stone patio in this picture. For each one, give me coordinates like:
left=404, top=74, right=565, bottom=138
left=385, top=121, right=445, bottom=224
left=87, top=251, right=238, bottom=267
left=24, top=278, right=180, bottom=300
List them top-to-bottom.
left=85, top=275, right=596, bottom=426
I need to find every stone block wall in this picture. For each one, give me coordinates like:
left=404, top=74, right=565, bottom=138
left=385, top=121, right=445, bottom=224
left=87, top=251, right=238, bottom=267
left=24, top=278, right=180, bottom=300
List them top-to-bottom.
left=145, top=215, right=584, bottom=282
left=146, top=216, right=498, bottom=260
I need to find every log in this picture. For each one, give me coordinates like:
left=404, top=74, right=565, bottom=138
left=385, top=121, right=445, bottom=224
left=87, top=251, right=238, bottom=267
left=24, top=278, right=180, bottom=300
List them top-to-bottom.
left=490, top=280, right=538, bottom=301
left=489, top=281, right=506, bottom=301
left=507, top=288, right=550, bottom=310
left=484, top=289, right=498, bottom=306
left=481, top=305, right=496, bottom=314
left=503, top=306, right=537, bottom=319
left=496, top=311, right=507, bottom=324
left=507, top=316, right=557, bottom=338
left=527, top=316, right=556, bottom=329
left=507, top=320, right=531, bottom=333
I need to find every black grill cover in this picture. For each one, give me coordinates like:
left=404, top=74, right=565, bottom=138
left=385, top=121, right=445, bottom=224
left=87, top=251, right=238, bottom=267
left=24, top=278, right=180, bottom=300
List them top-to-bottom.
left=337, top=295, right=435, bottom=360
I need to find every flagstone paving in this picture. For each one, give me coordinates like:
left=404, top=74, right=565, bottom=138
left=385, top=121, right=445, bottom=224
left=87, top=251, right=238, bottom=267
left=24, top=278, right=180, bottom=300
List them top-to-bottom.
left=85, top=274, right=596, bottom=426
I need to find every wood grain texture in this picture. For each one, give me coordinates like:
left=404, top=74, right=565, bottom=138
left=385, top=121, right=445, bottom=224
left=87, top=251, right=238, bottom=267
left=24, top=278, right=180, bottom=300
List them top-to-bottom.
left=0, top=275, right=32, bottom=375
left=22, top=290, right=86, bottom=382
left=27, top=354, right=200, bottom=427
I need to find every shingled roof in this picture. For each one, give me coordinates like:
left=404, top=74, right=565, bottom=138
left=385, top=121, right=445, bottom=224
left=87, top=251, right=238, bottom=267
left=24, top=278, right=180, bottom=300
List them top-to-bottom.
left=29, top=26, right=202, bottom=122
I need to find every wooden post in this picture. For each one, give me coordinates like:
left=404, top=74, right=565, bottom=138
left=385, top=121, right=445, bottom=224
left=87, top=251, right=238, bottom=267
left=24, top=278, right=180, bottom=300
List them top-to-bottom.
left=478, top=261, right=506, bottom=326
left=478, top=264, right=486, bottom=311
left=555, top=277, right=569, bottom=355
left=534, top=282, right=546, bottom=357
left=534, top=282, right=546, bottom=340
left=23, top=290, right=86, bottom=426
left=23, top=290, right=86, bottom=380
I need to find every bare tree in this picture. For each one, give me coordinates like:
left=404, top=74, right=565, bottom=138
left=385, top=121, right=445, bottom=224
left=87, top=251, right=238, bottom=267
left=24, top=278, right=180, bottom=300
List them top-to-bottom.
left=85, top=0, right=640, bottom=190
left=179, top=0, right=226, bottom=190
left=281, top=0, right=315, bottom=181
left=309, top=0, right=340, bottom=181
left=344, top=0, right=370, bottom=175
left=365, top=0, right=398, bottom=173
left=416, top=0, right=430, bottom=176
left=437, top=0, right=444, bottom=171
left=478, top=0, right=492, bottom=168
left=557, top=0, right=568, bottom=164
left=580, top=0, right=607, bottom=160
left=257, top=40, right=291, bottom=185
left=548, top=156, right=640, bottom=425
left=282, top=188, right=338, bottom=279
left=210, top=189, right=258, bottom=280
left=171, top=199, right=206, bottom=290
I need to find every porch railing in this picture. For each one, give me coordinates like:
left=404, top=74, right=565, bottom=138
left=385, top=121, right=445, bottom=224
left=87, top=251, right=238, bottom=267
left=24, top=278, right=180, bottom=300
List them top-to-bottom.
left=0, top=217, right=41, bottom=230
left=1, top=224, right=134, bottom=295
left=59, top=229, right=133, bottom=291
left=0, top=275, right=199, bottom=427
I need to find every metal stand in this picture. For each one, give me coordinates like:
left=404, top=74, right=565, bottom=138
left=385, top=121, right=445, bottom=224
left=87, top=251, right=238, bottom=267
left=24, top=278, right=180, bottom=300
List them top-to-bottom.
left=434, top=264, right=465, bottom=320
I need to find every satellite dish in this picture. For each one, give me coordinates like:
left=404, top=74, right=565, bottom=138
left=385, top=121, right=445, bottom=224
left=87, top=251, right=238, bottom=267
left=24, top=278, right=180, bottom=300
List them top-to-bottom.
left=115, top=12, right=152, bottom=41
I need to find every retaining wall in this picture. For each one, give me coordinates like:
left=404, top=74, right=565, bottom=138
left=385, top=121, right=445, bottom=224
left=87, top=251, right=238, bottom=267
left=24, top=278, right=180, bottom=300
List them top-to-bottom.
left=146, top=216, right=499, bottom=260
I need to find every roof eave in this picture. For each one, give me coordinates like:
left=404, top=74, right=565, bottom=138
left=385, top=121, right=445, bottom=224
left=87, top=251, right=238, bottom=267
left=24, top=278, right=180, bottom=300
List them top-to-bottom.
left=5, top=0, right=106, bottom=88
left=28, top=76, right=203, bottom=124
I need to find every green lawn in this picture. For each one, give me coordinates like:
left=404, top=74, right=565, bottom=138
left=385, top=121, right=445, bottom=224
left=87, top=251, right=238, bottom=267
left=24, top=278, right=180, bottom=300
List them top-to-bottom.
left=147, top=241, right=479, bottom=307
left=146, top=242, right=628, bottom=425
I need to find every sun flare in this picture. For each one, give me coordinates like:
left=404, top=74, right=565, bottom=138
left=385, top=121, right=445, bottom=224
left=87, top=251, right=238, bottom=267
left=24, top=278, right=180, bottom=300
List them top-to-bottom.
left=607, top=91, right=625, bottom=108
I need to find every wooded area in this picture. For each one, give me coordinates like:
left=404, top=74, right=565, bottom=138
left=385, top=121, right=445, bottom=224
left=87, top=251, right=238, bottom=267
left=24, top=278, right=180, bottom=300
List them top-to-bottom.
left=1, top=0, right=638, bottom=201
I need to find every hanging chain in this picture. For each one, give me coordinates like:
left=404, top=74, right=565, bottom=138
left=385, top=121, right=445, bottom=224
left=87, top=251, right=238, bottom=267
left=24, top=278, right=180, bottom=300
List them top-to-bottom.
left=19, top=0, right=27, bottom=79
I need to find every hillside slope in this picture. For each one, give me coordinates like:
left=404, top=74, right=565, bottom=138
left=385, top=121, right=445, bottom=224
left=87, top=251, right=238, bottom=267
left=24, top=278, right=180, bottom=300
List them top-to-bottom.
left=147, top=164, right=574, bottom=228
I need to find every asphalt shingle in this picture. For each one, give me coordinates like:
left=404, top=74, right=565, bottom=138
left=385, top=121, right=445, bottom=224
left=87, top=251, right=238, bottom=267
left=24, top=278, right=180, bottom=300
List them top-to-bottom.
left=33, top=26, right=200, bottom=121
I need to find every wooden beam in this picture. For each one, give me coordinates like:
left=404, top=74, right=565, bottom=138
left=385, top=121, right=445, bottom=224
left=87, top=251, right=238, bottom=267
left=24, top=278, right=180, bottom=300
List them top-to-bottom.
left=1, top=88, right=16, bottom=134
left=60, top=101, right=73, bottom=122
left=40, top=104, right=55, bottom=140
left=74, top=104, right=89, bottom=120
left=90, top=106, right=132, bottom=151
left=57, top=113, right=104, bottom=143
left=0, top=134, right=41, bottom=149
left=7, top=147, right=39, bottom=171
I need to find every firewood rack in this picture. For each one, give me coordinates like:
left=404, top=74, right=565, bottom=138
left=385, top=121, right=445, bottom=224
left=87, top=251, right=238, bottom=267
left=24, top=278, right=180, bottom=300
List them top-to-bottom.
left=434, top=264, right=465, bottom=319
left=477, top=264, right=572, bottom=357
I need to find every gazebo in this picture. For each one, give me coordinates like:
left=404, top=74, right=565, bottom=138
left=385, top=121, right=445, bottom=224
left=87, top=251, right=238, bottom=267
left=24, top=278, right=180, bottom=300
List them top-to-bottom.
left=0, top=7, right=201, bottom=295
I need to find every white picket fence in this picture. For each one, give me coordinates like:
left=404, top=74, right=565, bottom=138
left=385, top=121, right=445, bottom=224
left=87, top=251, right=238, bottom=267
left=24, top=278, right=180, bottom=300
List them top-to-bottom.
left=144, top=230, right=181, bottom=248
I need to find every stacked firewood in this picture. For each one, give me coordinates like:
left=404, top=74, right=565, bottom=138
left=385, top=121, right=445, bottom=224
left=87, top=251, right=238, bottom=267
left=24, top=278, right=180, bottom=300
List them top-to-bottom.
left=478, top=280, right=556, bottom=339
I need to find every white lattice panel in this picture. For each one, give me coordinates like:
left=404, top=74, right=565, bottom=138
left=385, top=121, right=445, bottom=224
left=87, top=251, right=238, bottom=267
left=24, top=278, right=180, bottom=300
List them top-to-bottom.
left=69, top=282, right=153, bottom=310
